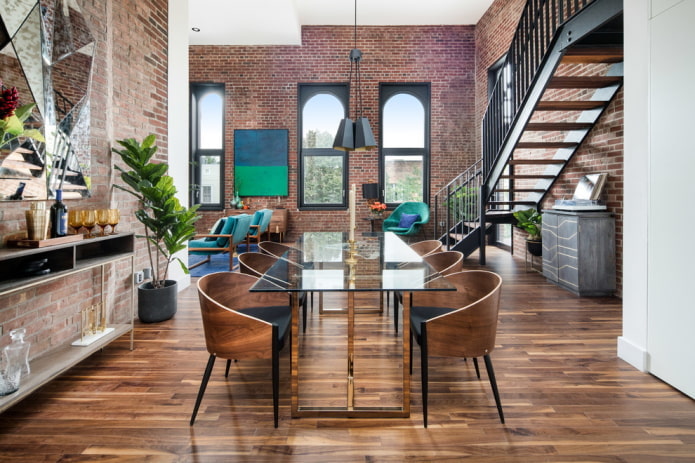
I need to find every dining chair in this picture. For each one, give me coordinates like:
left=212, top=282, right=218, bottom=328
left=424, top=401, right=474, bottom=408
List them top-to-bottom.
left=386, top=239, right=444, bottom=312
left=409, top=239, right=443, bottom=257
left=259, top=241, right=317, bottom=314
left=393, top=250, right=464, bottom=333
left=238, top=252, right=310, bottom=333
left=410, top=270, right=504, bottom=427
left=190, top=272, right=291, bottom=428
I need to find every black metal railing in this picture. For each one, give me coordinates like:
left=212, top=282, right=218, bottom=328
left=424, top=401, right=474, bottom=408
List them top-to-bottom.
left=482, top=0, right=595, bottom=181
left=433, top=160, right=482, bottom=245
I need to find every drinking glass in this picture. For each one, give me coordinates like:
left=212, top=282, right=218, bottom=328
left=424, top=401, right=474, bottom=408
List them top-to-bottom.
left=68, top=209, right=83, bottom=235
left=81, top=209, right=96, bottom=238
left=96, top=209, right=110, bottom=236
left=107, top=209, right=120, bottom=234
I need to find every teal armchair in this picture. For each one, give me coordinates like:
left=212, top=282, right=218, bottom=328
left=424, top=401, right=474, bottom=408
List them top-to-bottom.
left=382, top=201, right=429, bottom=237
left=246, top=209, right=274, bottom=250
left=189, top=214, right=253, bottom=270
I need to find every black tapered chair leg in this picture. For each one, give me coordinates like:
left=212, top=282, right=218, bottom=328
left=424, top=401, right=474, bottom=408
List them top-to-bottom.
left=302, top=294, right=308, bottom=333
left=394, top=298, right=399, bottom=333
left=420, top=327, right=429, bottom=428
left=272, top=339, right=280, bottom=428
left=190, top=354, right=216, bottom=425
left=483, top=354, right=505, bottom=424
left=472, top=357, right=481, bottom=379
left=224, top=359, right=232, bottom=378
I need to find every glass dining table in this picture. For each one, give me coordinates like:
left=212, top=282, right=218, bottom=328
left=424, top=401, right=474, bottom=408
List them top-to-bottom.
left=250, top=231, right=454, bottom=418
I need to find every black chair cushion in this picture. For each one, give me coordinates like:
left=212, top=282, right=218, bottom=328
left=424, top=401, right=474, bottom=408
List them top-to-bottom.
left=240, top=305, right=292, bottom=347
left=410, top=305, right=457, bottom=340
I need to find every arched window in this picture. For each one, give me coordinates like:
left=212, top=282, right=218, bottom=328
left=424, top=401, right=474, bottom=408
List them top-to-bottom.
left=190, top=83, right=224, bottom=209
left=299, top=84, right=349, bottom=208
left=380, top=84, right=430, bottom=204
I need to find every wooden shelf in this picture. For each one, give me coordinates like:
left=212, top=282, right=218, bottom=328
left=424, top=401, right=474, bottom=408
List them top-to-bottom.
left=0, top=233, right=136, bottom=413
left=0, top=324, right=131, bottom=413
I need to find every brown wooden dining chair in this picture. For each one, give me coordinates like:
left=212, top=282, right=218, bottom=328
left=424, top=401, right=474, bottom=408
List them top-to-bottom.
left=409, top=239, right=443, bottom=257
left=259, top=241, right=317, bottom=316
left=393, top=250, right=464, bottom=333
left=238, top=252, right=310, bottom=333
left=410, top=270, right=504, bottom=427
left=191, top=272, right=291, bottom=428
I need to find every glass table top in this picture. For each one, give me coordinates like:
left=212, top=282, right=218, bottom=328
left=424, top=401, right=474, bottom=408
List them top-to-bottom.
left=251, top=232, right=454, bottom=293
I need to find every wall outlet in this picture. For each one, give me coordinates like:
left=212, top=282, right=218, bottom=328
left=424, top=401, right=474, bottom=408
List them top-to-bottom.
left=134, top=271, right=144, bottom=284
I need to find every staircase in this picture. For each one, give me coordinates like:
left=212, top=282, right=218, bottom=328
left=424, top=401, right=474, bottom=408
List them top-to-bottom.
left=433, top=0, right=623, bottom=262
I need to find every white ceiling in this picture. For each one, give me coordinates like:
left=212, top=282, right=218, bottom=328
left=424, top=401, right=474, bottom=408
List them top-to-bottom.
left=189, top=0, right=495, bottom=46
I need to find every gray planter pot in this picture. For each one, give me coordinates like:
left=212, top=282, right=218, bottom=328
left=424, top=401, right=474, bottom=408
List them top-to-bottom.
left=138, top=279, right=177, bottom=323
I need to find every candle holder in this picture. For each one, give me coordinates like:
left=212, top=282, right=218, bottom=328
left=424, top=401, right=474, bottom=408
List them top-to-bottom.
left=71, top=302, right=115, bottom=347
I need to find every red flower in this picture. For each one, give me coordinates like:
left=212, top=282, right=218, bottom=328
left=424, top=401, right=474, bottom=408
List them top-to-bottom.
left=0, top=84, right=20, bottom=120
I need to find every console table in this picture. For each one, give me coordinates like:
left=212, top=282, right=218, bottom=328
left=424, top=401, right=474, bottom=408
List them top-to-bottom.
left=541, top=210, right=615, bottom=296
left=0, top=233, right=135, bottom=412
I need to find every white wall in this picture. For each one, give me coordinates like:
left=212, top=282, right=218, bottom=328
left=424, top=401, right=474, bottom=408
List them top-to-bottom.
left=167, top=0, right=191, bottom=290
left=621, top=0, right=695, bottom=398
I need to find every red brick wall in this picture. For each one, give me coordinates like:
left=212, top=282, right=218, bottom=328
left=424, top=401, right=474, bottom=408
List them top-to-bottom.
left=0, top=0, right=169, bottom=358
left=189, top=25, right=476, bottom=239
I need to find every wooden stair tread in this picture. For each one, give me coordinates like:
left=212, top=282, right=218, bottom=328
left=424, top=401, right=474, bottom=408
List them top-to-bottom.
left=561, top=47, right=624, bottom=64
left=547, top=76, right=623, bottom=89
left=535, top=100, right=607, bottom=111
left=525, top=122, right=593, bottom=131
left=516, top=142, right=577, bottom=149
left=508, top=159, right=566, bottom=165
left=501, top=174, right=557, bottom=180
left=494, top=188, right=547, bottom=193
left=488, top=200, right=537, bottom=206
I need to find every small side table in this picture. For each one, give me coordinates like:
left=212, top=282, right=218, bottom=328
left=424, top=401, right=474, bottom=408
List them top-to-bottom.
left=363, top=216, right=382, bottom=233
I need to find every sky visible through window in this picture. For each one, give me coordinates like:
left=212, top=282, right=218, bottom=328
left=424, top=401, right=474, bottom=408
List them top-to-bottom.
left=199, top=92, right=223, bottom=149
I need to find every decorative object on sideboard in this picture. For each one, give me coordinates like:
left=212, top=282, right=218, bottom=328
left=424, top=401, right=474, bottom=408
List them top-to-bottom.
left=113, top=134, right=200, bottom=323
left=25, top=201, right=49, bottom=241
left=71, top=302, right=115, bottom=347
left=0, top=328, right=31, bottom=396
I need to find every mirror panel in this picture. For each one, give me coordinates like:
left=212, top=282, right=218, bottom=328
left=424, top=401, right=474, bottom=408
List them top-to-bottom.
left=0, top=0, right=93, bottom=201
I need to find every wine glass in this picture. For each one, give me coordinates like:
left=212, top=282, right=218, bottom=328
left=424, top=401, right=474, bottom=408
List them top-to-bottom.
left=68, top=209, right=83, bottom=235
left=80, top=209, right=96, bottom=238
left=96, top=209, right=110, bottom=236
left=107, top=209, right=120, bottom=234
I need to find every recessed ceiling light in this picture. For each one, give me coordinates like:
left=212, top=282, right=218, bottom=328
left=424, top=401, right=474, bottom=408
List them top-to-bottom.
left=191, top=27, right=200, bottom=32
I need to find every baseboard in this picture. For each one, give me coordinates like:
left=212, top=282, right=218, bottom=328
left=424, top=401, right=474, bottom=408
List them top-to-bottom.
left=617, top=336, right=648, bottom=372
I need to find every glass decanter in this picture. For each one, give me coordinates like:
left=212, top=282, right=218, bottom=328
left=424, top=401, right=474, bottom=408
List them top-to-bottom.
left=7, top=328, right=31, bottom=376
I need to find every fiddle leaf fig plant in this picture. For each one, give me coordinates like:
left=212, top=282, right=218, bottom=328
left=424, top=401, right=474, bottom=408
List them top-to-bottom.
left=113, top=134, right=199, bottom=288
left=513, top=208, right=542, bottom=241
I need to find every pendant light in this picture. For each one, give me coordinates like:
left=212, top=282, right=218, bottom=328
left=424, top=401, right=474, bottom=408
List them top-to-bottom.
left=332, top=0, right=376, bottom=152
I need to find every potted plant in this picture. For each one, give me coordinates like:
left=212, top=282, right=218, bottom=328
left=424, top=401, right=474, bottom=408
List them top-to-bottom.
left=113, top=134, right=199, bottom=323
left=513, top=208, right=542, bottom=256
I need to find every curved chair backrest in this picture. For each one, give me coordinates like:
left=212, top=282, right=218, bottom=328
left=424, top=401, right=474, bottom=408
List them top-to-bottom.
left=383, top=201, right=430, bottom=235
left=249, top=209, right=274, bottom=238
left=410, top=239, right=443, bottom=257
left=259, top=241, right=293, bottom=258
left=423, top=250, right=463, bottom=276
left=238, top=252, right=279, bottom=277
left=412, top=270, right=502, bottom=359
left=197, top=272, right=288, bottom=360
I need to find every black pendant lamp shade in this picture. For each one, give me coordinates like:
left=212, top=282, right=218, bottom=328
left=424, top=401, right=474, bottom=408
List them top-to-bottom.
left=332, top=0, right=375, bottom=152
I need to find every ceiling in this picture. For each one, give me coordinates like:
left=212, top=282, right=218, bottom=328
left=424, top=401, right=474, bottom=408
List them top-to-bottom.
left=189, top=0, right=495, bottom=46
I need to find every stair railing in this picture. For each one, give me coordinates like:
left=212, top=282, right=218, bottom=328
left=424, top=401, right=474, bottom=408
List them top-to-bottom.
left=482, top=0, right=595, bottom=187
left=433, top=159, right=482, bottom=247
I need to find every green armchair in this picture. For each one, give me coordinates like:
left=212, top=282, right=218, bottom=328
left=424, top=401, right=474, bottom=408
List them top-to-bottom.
left=382, top=201, right=429, bottom=237
left=246, top=208, right=274, bottom=250
left=189, top=214, right=253, bottom=270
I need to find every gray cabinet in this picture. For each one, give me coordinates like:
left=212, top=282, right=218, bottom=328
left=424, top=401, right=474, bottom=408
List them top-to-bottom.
left=542, top=210, right=615, bottom=296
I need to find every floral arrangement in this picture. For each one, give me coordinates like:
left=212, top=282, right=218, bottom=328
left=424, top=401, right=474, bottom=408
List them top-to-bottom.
left=0, top=80, right=44, bottom=149
left=368, top=201, right=387, bottom=215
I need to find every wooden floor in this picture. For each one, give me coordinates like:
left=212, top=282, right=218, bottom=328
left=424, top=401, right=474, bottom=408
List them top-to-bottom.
left=1, top=247, right=694, bottom=462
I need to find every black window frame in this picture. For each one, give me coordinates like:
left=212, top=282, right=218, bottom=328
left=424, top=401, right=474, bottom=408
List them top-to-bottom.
left=190, top=82, right=225, bottom=211
left=379, top=82, right=431, bottom=207
left=298, top=83, right=350, bottom=210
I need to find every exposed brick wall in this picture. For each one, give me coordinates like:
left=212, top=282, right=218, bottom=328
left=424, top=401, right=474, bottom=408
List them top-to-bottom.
left=0, top=0, right=169, bottom=358
left=189, top=25, right=476, bottom=240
